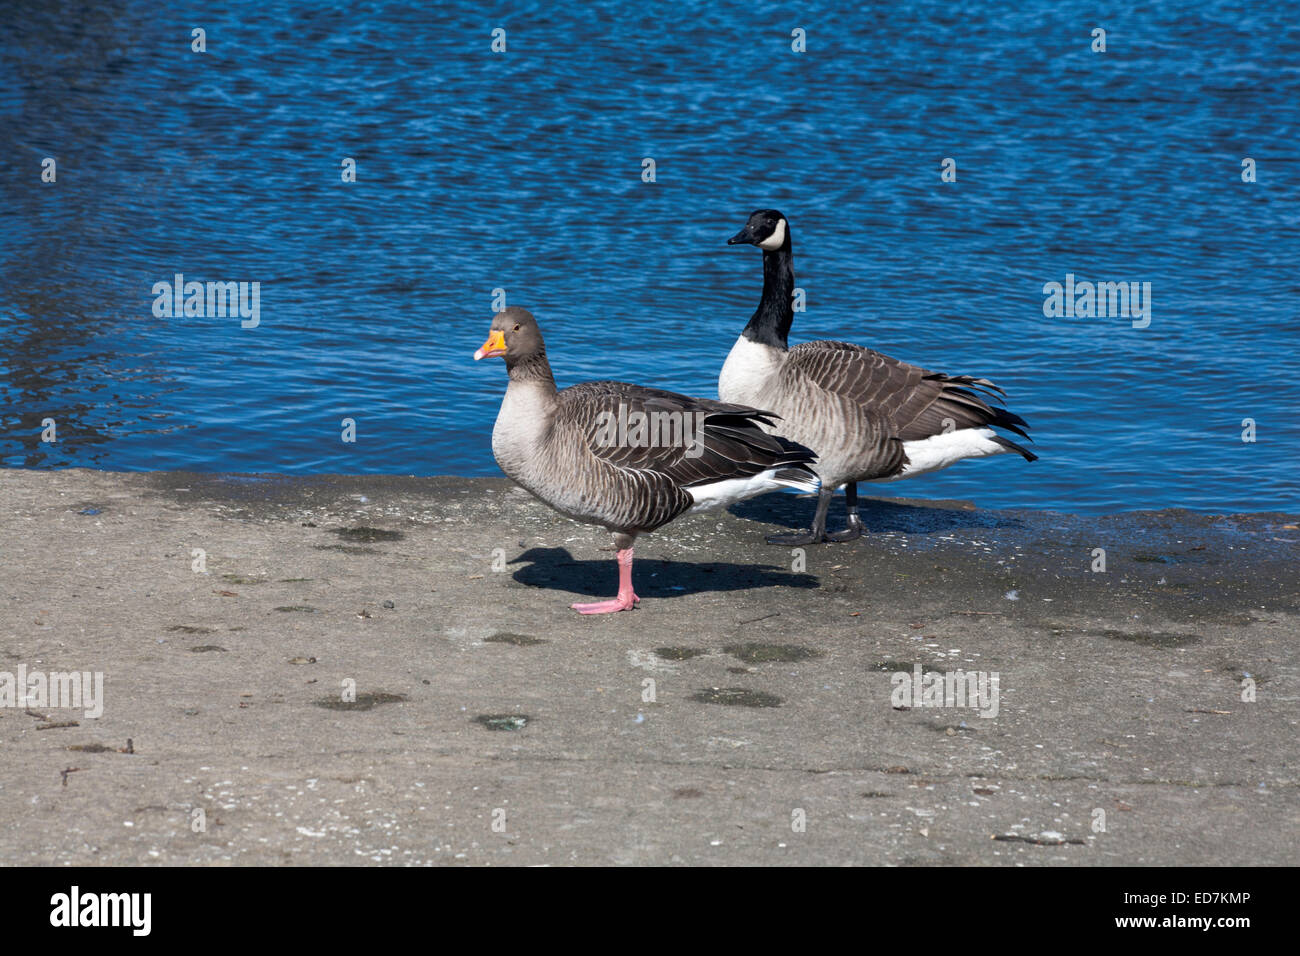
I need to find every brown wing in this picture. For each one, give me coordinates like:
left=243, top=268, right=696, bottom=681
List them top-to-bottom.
left=783, top=341, right=1031, bottom=443
left=535, top=381, right=815, bottom=533
left=560, top=381, right=816, bottom=489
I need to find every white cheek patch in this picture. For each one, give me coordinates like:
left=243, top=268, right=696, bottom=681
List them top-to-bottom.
left=757, top=219, right=787, bottom=250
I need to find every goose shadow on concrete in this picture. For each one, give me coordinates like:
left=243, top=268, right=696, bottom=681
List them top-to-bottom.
left=729, top=492, right=1027, bottom=535
left=508, top=547, right=818, bottom=601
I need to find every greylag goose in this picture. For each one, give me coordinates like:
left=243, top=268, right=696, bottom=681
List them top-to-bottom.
left=721, top=209, right=1036, bottom=545
left=474, top=307, right=819, bottom=613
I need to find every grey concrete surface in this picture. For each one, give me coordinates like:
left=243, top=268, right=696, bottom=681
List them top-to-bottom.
left=1, top=469, right=1296, bottom=865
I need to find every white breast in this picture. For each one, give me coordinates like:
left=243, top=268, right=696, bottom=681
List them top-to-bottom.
left=718, top=336, right=783, bottom=407
left=491, top=380, right=552, bottom=481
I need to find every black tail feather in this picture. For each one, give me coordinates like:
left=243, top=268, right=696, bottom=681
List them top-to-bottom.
left=991, top=434, right=1038, bottom=462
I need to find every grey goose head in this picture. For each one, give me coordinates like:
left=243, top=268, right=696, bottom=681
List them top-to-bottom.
left=727, top=209, right=789, bottom=251
left=473, top=306, right=545, bottom=369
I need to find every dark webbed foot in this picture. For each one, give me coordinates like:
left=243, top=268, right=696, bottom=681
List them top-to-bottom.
left=766, top=485, right=866, bottom=545
left=824, top=512, right=866, bottom=542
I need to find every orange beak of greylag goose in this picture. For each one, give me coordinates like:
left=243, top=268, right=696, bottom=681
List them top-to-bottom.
left=473, top=329, right=507, bottom=360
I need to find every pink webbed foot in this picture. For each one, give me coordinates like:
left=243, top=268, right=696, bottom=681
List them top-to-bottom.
left=571, top=545, right=639, bottom=614
left=570, top=592, right=640, bottom=615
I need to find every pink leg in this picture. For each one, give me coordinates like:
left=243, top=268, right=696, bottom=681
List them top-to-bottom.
left=571, top=547, right=640, bottom=614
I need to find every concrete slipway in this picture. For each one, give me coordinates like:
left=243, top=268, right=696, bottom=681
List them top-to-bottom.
left=0, top=469, right=1295, bottom=865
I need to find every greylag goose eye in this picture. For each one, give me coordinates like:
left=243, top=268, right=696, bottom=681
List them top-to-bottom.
left=720, top=210, right=1036, bottom=546
left=474, top=307, right=819, bottom=614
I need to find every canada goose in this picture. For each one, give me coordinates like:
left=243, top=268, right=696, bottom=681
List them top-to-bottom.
left=721, top=209, right=1037, bottom=545
left=474, top=307, right=819, bottom=613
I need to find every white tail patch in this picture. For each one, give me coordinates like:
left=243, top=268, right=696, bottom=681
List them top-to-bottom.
left=873, top=428, right=1011, bottom=482
left=687, top=467, right=818, bottom=512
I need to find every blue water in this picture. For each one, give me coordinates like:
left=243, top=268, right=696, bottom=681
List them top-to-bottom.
left=2, top=1, right=1297, bottom=513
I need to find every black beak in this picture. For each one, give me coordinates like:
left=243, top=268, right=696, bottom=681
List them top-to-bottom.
left=727, top=226, right=756, bottom=246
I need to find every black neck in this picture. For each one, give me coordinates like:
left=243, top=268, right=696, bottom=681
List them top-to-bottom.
left=742, top=242, right=794, bottom=349
left=506, top=348, right=557, bottom=391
